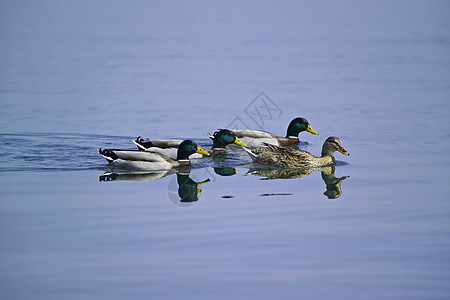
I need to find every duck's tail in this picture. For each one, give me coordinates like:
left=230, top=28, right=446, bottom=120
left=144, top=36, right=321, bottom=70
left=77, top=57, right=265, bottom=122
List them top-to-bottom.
left=133, top=136, right=152, bottom=151
left=242, top=147, right=258, bottom=162
left=99, top=148, right=118, bottom=162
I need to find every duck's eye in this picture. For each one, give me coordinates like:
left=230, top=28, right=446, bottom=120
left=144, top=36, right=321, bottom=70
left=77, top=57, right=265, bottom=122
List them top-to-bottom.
left=331, top=141, right=340, bottom=149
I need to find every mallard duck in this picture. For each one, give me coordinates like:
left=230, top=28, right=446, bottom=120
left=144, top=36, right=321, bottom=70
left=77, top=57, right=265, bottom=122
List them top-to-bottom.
left=232, top=117, right=318, bottom=148
left=133, top=129, right=247, bottom=159
left=243, top=136, right=349, bottom=168
left=133, top=138, right=183, bottom=150
left=99, top=140, right=209, bottom=171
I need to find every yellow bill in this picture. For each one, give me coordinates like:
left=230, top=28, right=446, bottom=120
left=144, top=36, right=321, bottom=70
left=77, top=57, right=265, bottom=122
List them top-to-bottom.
left=306, top=125, right=319, bottom=135
left=233, top=137, right=248, bottom=147
left=196, top=146, right=210, bottom=156
left=337, top=147, right=349, bottom=156
left=196, top=179, right=210, bottom=197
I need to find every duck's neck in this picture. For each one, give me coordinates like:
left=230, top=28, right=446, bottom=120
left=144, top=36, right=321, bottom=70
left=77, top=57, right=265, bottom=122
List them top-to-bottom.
left=285, top=126, right=301, bottom=138
left=278, top=136, right=299, bottom=146
left=212, top=139, right=228, bottom=149
left=321, top=146, right=336, bottom=161
left=209, top=148, right=226, bottom=156
left=313, top=155, right=334, bottom=167
left=176, top=160, right=191, bottom=168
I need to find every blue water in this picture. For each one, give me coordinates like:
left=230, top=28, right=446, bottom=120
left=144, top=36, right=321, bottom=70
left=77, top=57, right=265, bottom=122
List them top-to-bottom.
left=1, top=1, right=450, bottom=299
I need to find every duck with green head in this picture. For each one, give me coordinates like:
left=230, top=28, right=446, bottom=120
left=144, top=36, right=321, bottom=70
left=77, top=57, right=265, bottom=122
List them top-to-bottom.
left=232, top=117, right=318, bottom=148
left=133, top=129, right=247, bottom=160
left=243, top=136, right=349, bottom=168
left=99, top=140, right=210, bottom=171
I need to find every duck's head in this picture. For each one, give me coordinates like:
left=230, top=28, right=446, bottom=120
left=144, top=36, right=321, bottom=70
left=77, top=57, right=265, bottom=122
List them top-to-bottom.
left=286, top=117, right=319, bottom=138
left=212, top=129, right=247, bottom=149
left=321, top=137, right=349, bottom=160
left=177, top=140, right=210, bottom=160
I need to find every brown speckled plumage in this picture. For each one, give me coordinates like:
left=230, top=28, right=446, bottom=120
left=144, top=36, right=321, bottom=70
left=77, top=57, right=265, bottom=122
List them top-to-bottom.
left=244, top=136, right=349, bottom=168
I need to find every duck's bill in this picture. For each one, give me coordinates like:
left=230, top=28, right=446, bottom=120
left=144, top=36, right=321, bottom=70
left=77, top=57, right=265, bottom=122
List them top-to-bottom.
left=306, top=125, right=319, bottom=135
left=234, top=137, right=248, bottom=147
left=196, top=146, right=210, bottom=156
left=337, top=147, right=349, bottom=156
left=197, top=178, right=211, bottom=185
left=196, top=187, right=204, bottom=198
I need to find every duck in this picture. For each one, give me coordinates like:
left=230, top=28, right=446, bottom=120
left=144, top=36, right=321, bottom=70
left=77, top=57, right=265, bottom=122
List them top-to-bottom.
left=232, top=117, right=318, bottom=148
left=133, top=129, right=247, bottom=160
left=243, top=136, right=349, bottom=168
left=133, top=138, right=184, bottom=150
left=99, top=140, right=209, bottom=171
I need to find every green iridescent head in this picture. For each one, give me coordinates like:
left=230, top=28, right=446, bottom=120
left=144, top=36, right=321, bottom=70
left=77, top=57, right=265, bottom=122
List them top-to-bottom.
left=286, top=117, right=319, bottom=138
left=211, top=129, right=247, bottom=149
left=177, top=140, right=210, bottom=160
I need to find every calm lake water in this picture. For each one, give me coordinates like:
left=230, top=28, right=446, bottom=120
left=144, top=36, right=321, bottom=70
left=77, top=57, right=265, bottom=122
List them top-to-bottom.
left=1, top=1, right=450, bottom=299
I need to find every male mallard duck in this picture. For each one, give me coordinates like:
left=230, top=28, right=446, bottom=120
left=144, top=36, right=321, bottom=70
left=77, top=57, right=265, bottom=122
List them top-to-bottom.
left=232, top=117, right=318, bottom=148
left=133, top=129, right=247, bottom=159
left=243, top=136, right=349, bottom=168
left=133, top=138, right=183, bottom=150
left=99, top=140, right=209, bottom=171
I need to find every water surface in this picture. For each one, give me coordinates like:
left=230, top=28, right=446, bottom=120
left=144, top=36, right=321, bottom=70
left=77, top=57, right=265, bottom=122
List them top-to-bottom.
left=1, top=1, right=450, bottom=299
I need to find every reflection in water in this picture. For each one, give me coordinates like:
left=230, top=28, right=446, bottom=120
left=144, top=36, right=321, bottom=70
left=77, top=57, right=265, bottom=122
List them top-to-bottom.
left=99, top=164, right=348, bottom=202
left=246, top=165, right=349, bottom=199
left=245, top=166, right=314, bottom=180
left=321, top=166, right=349, bottom=199
left=173, top=167, right=238, bottom=203
left=213, top=167, right=238, bottom=176
left=99, top=170, right=174, bottom=182
left=99, top=170, right=210, bottom=204
left=175, top=173, right=210, bottom=203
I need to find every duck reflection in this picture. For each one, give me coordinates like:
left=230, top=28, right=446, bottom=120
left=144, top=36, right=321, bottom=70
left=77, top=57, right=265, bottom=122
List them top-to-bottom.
left=246, top=165, right=349, bottom=199
left=213, top=166, right=238, bottom=177
left=245, top=166, right=313, bottom=180
left=321, top=166, right=349, bottom=199
left=99, top=170, right=175, bottom=182
left=100, top=170, right=210, bottom=204
left=175, top=172, right=210, bottom=203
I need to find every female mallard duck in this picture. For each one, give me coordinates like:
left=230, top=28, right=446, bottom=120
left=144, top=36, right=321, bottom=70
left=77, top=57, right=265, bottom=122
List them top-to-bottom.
left=232, top=117, right=318, bottom=148
left=133, top=129, right=247, bottom=159
left=243, top=136, right=349, bottom=168
left=99, top=140, right=209, bottom=171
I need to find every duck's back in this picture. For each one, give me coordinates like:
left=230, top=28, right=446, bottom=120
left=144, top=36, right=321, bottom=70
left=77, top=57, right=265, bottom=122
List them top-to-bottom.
left=232, top=130, right=279, bottom=147
left=246, top=145, right=333, bottom=168
left=145, top=147, right=203, bottom=160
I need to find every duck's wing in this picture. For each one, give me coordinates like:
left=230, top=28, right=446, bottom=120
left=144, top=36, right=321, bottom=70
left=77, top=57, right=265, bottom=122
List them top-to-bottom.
left=232, top=130, right=277, bottom=139
left=232, top=130, right=279, bottom=147
left=133, top=137, right=183, bottom=150
left=149, top=139, right=183, bottom=148
left=244, top=144, right=312, bottom=166
left=265, top=144, right=312, bottom=160
left=144, top=147, right=204, bottom=160
left=145, top=147, right=178, bottom=160
left=99, top=149, right=174, bottom=163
